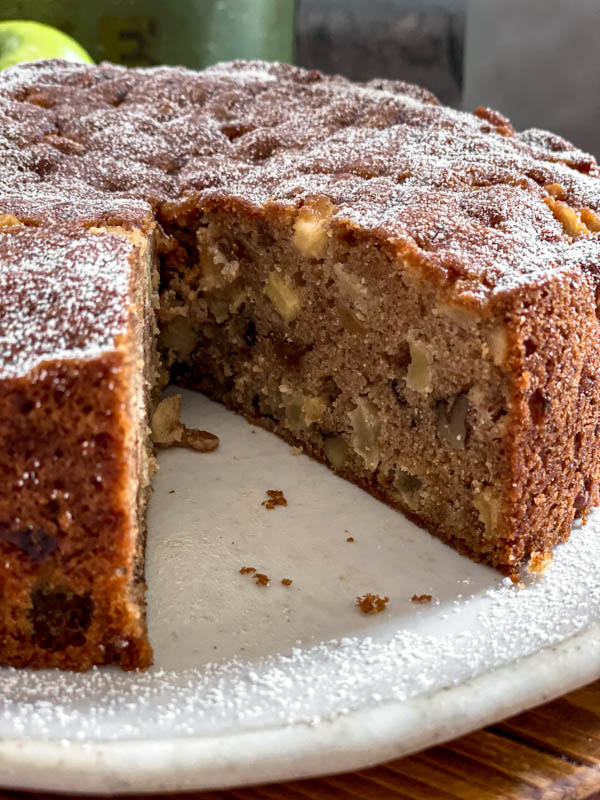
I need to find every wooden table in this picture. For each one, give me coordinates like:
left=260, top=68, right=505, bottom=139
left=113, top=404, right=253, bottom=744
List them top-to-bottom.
left=2, top=680, right=600, bottom=799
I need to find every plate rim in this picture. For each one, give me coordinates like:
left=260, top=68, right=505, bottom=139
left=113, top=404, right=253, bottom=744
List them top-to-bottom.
left=1, top=621, right=599, bottom=795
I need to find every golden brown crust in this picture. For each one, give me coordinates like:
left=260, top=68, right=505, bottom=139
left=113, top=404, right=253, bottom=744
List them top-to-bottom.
left=500, top=272, right=600, bottom=571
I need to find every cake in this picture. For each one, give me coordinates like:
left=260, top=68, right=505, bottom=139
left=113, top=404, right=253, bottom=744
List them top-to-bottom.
left=1, top=59, right=599, bottom=670
left=0, top=221, right=156, bottom=669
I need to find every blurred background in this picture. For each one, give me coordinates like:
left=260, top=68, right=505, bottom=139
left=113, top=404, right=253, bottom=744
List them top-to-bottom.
left=2, top=0, right=598, bottom=156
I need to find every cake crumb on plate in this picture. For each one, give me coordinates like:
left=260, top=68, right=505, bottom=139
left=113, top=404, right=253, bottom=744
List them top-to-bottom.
left=262, top=489, right=288, bottom=510
left=528, top=550, right=554, bottom=575
left=240, top=566, right=270, bottom=586
left=356, top=593, right=389, bottom=615
left=411, top=593, right=433, bottom=603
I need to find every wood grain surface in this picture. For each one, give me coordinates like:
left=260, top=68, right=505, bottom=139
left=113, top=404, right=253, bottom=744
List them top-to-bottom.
left=2, top=680, right=600, bottom=799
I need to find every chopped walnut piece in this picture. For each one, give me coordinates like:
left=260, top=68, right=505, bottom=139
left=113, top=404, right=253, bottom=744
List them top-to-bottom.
left=152, top=394, right=219, bottom=452
left=151, top=395, right=184, bottom=445
left=181, top=427, right=219, bottom=452
left=262, top=489, right=288, bottom=510
left=346, top=536, right=354, bottom=542
left=527, top=550, right=553, bottom=575
left=240, top=566, right=256, bottom=575
left=281, top=578, right=293, bottom=586
left=356, top=593, right=389, bottom=615
left=411, top=593, right=432, bottom=603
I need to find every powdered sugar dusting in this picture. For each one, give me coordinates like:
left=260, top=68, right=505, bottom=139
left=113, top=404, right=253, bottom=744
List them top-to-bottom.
left=1, top=59, right=598, bottom=300
left=0, top=228, right=132, bottom=379
left=1, top=516, right=599, bottom=742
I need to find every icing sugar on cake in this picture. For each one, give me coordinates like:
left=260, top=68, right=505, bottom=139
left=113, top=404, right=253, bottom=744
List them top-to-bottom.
left=1, top=58, right=598, bottom=297
left=0, top=228, right=131, bottom=379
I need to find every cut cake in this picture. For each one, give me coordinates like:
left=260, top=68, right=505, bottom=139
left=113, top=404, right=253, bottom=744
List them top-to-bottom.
left=1, top=59, right=599, bottom=669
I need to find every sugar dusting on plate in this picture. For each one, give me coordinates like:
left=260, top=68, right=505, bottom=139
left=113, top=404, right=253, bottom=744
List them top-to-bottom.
left=1, top=517, right=599, bottom=743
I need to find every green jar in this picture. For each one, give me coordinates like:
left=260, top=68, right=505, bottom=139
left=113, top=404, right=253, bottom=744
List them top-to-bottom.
left=1, top=0, right=295, bottom=67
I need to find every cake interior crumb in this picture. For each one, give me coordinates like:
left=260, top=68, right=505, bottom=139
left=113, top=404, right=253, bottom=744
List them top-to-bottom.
left=356, top=593, right=389, bottom=615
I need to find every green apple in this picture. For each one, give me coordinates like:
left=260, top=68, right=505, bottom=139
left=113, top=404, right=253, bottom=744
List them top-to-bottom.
left=0, top=20, right=93, bottom=70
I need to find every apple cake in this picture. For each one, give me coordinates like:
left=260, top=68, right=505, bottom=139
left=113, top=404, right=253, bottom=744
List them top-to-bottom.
left=1, top=59, right=599, bottom=670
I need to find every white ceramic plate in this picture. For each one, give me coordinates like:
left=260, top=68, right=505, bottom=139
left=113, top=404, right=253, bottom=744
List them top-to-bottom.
left=1, top=390, right=600, bottom=794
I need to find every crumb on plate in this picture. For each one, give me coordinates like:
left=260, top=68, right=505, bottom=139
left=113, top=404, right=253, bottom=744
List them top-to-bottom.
left=262, top=489, right=288, bottom=510
left=527, top=550, right=553, bottom=575
left=239, top=566, right=270, bottom=586
left=356, top=593, right=389, bottom=615
left=411, top=593, right=432, bottom=603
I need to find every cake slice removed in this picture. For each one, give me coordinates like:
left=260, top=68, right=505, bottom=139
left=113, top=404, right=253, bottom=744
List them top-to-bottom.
left=0, top=222, right=157, bottom=670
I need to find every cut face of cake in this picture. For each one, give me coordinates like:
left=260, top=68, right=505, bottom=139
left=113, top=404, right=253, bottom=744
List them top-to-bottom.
left=0, top=59, right=599, bottom=670
left=159, top=197, right=600, bottom=574
left=0, top=223, right=156, bottom=669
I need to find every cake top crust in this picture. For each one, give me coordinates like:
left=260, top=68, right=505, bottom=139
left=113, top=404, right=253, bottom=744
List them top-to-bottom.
left=0, top=59, right=599, bottom=298
left=0, top=227, right=133, bottom=379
